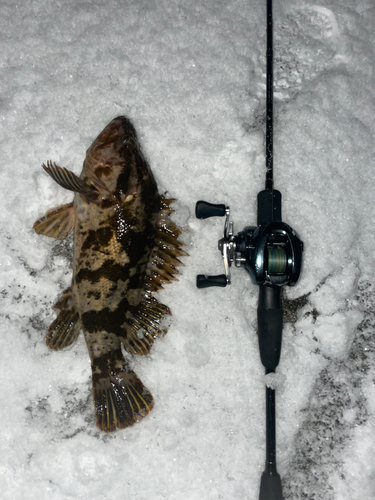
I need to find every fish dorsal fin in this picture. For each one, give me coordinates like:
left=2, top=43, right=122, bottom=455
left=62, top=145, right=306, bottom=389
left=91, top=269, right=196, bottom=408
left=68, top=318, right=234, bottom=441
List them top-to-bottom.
left=42, top=161, right=95, bottom=197
left=144, top=194, right=187, bottom=293
left=33, top=202, right=75, bottom=239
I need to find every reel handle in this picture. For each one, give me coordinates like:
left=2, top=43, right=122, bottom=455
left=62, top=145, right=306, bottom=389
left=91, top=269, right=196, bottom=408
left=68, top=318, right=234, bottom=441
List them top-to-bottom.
left=196, top=201, right=226, bottom=219
left=196, top=274, right=228, bottom=288
left=258, top=285, right=283, bottom=372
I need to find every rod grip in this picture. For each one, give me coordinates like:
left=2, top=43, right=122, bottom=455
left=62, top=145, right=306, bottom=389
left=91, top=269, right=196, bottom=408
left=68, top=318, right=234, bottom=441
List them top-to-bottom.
left=257, top=285, right=283, bottom=371
left=259, top=471, right=283, bottom=500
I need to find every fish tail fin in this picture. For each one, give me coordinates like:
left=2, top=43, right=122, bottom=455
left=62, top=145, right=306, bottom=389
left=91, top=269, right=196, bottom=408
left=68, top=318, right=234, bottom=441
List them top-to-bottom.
left=92, top=349, right=154, bottom=432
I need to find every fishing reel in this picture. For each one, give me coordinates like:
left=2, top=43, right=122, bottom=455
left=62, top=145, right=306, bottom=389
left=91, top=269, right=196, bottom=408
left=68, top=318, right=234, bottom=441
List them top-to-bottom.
left=196, top=195, right=303, bottom=290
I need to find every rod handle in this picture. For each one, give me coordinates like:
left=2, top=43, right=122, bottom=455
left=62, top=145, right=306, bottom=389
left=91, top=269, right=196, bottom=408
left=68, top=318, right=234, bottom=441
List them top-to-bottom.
left=196, top=201, right=226, bottom=219
left=196, top=274, right=227, bottom=288
left=257, top=285, right=283, bottom=371
left=259, top=471, right=283, bottom=500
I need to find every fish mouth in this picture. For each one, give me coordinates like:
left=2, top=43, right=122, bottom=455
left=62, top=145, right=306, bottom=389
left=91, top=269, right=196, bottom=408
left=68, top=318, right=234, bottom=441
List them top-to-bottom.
left=83, top=116, right=141, bottom=201
left=84, top=116, right=139, bottom=167
left=92, top=116, right=138, bottom=147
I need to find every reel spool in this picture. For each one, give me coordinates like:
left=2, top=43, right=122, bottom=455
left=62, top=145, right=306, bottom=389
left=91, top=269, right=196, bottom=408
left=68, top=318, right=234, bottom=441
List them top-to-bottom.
left=196, top=200, right=303, bottom=289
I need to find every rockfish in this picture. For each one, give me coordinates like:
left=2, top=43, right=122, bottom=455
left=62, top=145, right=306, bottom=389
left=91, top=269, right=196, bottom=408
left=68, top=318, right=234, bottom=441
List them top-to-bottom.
left=34, top=116, right=185, bottom=432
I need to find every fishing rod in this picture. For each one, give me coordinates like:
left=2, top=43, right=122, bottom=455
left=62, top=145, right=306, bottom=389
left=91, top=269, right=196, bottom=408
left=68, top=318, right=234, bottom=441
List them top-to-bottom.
left=195, top=1, right=303, bottom=499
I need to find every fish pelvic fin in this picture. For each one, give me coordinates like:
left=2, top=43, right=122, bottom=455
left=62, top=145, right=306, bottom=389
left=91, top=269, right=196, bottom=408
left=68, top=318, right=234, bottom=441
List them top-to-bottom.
left=42, top=161, right=96, bottom=197
left=145, top=194, right=187, bottom=293
left=33, top=202, right=75, bottom=239
left=46, top=287, right=81, bottom=349
left=52, top=287, right=73, bottom=310
left=122, top=295, right=171, bottom=356
left=46, top=309, right=81, bottom=350
left=92, top=349, right=154, bottom=432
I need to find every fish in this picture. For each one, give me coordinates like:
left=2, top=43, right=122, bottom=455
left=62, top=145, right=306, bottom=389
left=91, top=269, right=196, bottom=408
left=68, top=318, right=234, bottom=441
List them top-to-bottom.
left=33, top=116, right=185, bottom=432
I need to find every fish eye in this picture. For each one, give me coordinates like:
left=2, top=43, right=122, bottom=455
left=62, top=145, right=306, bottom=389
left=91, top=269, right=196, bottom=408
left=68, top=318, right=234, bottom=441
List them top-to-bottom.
left=121, top=136, right=128, bottom=145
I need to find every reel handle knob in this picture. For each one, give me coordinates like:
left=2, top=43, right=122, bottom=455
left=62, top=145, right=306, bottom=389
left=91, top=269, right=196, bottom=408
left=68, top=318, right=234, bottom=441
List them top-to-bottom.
left=196, top=201, right=226, bottom=219
left=196, top=274, right=228, bottom=288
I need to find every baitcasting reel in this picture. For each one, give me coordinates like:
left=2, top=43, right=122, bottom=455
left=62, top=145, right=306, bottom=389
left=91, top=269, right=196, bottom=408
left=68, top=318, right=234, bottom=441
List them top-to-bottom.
left=196, top=192, right=303, bottom=290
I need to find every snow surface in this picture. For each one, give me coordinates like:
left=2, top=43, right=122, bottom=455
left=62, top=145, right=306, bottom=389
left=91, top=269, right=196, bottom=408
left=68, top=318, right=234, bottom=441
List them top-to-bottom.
left=1, top=0, right=375, bottom=499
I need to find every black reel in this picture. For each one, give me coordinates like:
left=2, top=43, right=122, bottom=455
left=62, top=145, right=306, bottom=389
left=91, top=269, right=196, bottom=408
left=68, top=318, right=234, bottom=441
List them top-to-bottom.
left=196, top=197, right=303, bottom=289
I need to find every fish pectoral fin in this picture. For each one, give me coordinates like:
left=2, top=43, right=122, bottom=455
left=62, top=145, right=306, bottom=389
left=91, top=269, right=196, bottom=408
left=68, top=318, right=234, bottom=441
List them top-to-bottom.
left=42, top=160, right=95, bottom=196
left=33, top=202, right=75, bottom=239
left=121, top=296, right=171, bottom=356
left=46, top=309, right=81, bottom=350
left=92, top=350, right=154, bottom=432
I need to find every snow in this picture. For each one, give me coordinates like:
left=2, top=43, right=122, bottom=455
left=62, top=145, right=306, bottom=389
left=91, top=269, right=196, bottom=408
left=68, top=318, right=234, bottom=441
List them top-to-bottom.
left=1, top=0, right=375, bottom=499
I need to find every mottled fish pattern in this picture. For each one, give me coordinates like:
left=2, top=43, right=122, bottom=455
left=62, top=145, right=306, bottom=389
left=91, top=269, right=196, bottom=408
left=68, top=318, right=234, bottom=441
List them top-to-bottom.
left=34, top=116, right=185, bottom=432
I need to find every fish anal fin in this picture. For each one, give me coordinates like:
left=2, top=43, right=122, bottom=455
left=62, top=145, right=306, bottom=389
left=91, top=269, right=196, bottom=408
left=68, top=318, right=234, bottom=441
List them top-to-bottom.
left=33, top=202, right=75, bottom=239
left=122, top=296, right=171, bottom=356
left=46, top=309, right=81, bottom=350
left=92, top=350, right=154, bottom=432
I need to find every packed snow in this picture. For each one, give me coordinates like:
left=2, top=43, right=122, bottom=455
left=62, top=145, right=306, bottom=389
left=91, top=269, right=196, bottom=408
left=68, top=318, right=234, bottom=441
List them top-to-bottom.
left=1, top=0, right=375, bottom=499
